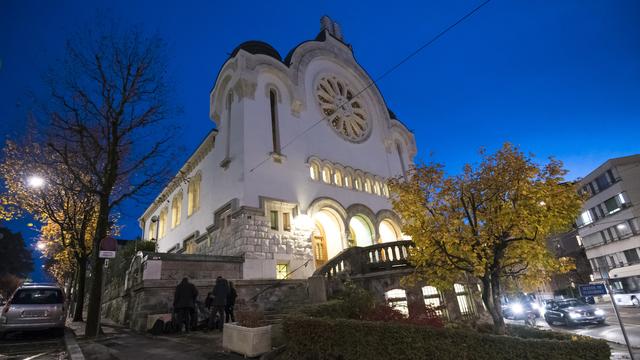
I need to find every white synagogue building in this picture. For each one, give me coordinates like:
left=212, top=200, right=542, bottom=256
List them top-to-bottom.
left=139, top=17, right=417, bottom=280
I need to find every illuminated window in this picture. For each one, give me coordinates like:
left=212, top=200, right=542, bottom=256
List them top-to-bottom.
left=310, top=163, right=320, bottom=180
left=322, top=166, right=332, bottom=184
left=334, top=169, right=343, bottom=187
left=187, top=173, right=201, bottom=216
left=344, top=174, right=352, bottom=189
left=354, top=176, right=362, bottom=191
left=364, top=178, right=372, bottom=193
left=373, top=181, right=381, bottom=195
left=382, top=183, right=389, bottom=197
left=171, top=192, right=182, bottom=228
left=158, top=208, right=168, bottom=239
left=270, top=210, right=279, bottom=230
left=578, top=210, right=593, bottom=227
left=283, top=212, right=291, bottom=231
left=149, top=221, right=157, bottom=240
left=186, top=241, right=196, bottom=254
left=276, top=263, right=289, bottom=279
left=454, top=283, right=473, bottom=316
left=422, top=286, right=445, bottom=317
left=385, top=289, right=408, bottom=316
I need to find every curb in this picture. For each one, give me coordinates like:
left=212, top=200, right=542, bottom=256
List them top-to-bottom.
left=64, top=328, right=85, bottom=360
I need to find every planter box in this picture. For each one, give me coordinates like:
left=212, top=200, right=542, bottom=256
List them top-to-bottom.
left=222, top=322, right=272, bottom=358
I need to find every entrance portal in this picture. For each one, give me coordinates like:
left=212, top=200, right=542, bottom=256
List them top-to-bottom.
left=312, top=208, right=345, bottom=268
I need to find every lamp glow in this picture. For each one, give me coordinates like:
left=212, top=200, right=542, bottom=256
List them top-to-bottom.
left=28, top=176, right=45, bottom=188
left=293, top=214, right=314, bottom=232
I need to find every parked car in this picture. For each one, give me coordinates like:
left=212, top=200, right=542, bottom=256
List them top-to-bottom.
left=0, top=283, right=65, bottom=338
left=502, top=293, right=542, bottom=320
left=543, top=298, right=605, bottom=326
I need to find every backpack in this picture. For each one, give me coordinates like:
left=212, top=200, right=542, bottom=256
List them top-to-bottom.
left=149, top=319, right=165, bottom=335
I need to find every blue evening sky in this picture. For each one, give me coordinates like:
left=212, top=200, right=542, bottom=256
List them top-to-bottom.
left=1, top=1, right=639, bottom=281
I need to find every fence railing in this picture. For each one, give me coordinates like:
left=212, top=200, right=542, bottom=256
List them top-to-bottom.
left=313, top=240, right=414, bottom=279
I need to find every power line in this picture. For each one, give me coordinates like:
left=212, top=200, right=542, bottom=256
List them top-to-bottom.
left=248, top=0, right=492, bottom=173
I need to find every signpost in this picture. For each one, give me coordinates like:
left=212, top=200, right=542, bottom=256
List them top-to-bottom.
left=99, top=236, right=117, bottom=259
left=594, top=269, right=635, bottom=360
left=578, top=284, right=607, bottom=297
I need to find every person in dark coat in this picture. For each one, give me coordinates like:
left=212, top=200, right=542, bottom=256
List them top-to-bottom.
left=211, top=276, right=229, bottom=330
left=173, top=277, right=198, bottom=332
left=225, top=281, right=238, bottom=323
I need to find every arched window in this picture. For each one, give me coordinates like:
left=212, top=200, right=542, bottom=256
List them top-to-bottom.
left=269, top=89, right=281, bottom=154
left=224, top=92, right=234, bottom=162
left=396, top=142, right=407, bottom=178
left=310, top=162, right=320, bottom=180
left=322, top=166, right=332, bottom=184
left=334, top=169, right=343, bottom=187
left=188, top=173, right=201, bottom=216
left=344, top=174, right=352, bottom=189
left=354, top=176, right=363, bottom=191
left=364, top=178, right=372, bottom=193
left=373, top=180, right=381, bottom=195
left=382, top=183, right=390, bottom=197
left=171, top=192, right=183, bottom=228
left=158, top=208, right=168, bottom=239
left=149, top=221, right=157, bottom=241
left=454, top=283, right=474, bottom=316
left=385, top=289, right=408, bottom=316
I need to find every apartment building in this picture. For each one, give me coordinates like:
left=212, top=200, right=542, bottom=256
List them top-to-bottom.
left=577, top=155, right=640, bottom=287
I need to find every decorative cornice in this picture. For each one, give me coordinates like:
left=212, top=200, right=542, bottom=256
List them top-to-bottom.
left=139, top=130, right=218, bottom=223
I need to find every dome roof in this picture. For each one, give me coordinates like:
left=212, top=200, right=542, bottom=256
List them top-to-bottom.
left=230, top=41, right=282, bottom=61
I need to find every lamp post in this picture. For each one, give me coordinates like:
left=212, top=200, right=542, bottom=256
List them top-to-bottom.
left=600, top=268, right=634, bottom=360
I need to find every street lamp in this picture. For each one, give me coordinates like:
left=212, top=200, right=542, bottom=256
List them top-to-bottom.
left=27, top=175, right=45, bottom=188
left=150, top=215, right=160, bottom=252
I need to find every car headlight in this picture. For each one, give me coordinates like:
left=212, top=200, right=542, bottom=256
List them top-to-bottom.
left=511, top=303, right=524, bottom=314
left=531, top=303, right=540, bottom=310
left=594, top=309, right=605, bottom=316
left=569, top=312, right=582, bottom=319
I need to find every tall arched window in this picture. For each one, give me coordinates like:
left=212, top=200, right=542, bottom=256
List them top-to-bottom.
left=269, top=89, right=281, bottom=154
left=224, top=92, right=234, bottom=162
left=396, top=142, right=407, bottom=178
left=310, top=162, right=320, bottom=180
left=322, top=166, right=332, bottom=184
left=334, top=169, right=343, bottom=187
left=188, top=173, right=201, bottom=217
left=344, top=174, right=352, bottom=189
left=354, top=176, right=363, bottom=191
left=364, top=178, right=372, bottom=193
left=171, top=192, right=183, bottom=228
left=158, top=208, right=168, bottom=239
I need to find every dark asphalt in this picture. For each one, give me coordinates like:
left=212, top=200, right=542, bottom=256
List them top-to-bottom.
left=0, top=329, right=67, bottom=359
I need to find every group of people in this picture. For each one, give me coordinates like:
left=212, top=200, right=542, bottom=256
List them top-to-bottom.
left=172, top=276, right=237, bottom=333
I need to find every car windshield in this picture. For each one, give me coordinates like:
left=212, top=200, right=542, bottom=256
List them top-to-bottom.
left=11, top=288, right=63, bottom=305
left=557, top=299, right=586, bottom=308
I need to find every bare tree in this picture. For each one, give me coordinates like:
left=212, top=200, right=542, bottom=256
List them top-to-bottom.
left=43, top=25, right=177, bottom=336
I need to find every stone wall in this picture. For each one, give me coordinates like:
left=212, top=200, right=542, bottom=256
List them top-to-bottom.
left=193, top=211, right=314, bottom=279
left=101, top=252, right=311, bottom=332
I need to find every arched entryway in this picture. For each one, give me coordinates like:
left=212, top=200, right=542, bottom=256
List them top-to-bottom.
left=312, top=208, right=345, bottom=268
left=349, top=215, right=375, bottom=247
left=378, top=219, right=401, bottom=243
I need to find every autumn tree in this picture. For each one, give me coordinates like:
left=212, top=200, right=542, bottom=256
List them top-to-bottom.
left=42, top=25, right=177, bottom=336
left=0, top=140, right=96, bottom=321
left=389, top=143, right=582, bottom=333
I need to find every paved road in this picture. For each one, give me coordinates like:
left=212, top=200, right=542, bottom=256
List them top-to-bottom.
left=0, top=330, right=67, bottom=359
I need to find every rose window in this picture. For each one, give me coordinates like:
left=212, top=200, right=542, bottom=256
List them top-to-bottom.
left=316, top=76, right=369, bottom=142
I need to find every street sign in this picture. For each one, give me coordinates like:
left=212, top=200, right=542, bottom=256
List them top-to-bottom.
left=99, top=236, right=117, bottom=259
left=578, top=283, right=607, bottom=297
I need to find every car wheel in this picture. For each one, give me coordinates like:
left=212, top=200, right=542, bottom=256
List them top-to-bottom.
left=632, top=297, right=640, bottom=308
left=544, top=315, right=553, bottom=325
left=563, top=317, right=571, bottom=327
left=596, top=320, right=605, bottom=325
left=53, top=328, right=65, bottom=337
left=0, top=332, right=5, bottom=340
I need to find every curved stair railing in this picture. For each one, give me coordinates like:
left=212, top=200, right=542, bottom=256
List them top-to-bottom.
left=313, top=240, right=414, bottom=279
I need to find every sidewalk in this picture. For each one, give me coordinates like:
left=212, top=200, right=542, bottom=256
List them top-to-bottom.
left=67, top=319, right=244, bottom=360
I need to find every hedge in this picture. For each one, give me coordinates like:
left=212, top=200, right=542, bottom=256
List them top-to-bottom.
left=282, top=316, right=610, bottom=360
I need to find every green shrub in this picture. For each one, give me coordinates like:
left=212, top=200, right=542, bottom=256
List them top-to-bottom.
left=282, top=316, right=610, bottom=360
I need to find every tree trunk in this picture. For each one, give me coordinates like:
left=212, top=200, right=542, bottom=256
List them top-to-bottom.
left=84, top=197, right=110, bottom=337
left=72, top=257, right=87, bottom=322
left=65, top=272, right=75, bottom=319
left=489, top=274, right=506, bottom=334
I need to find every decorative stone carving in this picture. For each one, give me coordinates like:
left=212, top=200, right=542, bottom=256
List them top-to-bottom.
left=316, top=75, right=370, bottom=143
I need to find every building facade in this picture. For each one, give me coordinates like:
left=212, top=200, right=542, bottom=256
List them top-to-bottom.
left=138, top=17, right=416, bottom=280
left=576, top=155, right=640, bottom=297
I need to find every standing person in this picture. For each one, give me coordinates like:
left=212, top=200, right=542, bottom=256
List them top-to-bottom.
left=212, top=276, right=229, bottom=331
left=173, top=277, right=198, bottom=333
left=225, top=281, right=238, bottom=323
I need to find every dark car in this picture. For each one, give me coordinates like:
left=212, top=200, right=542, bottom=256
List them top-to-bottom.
left=501, top=294, right=542, bottom=320
left=544, top=298, right=605, bottom=326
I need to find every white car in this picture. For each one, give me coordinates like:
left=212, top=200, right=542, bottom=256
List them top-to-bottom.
left=0, top=283, right=66, bottom=338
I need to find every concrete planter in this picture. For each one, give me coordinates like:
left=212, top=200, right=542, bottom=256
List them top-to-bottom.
left=222, top=322, right=272, bottom=357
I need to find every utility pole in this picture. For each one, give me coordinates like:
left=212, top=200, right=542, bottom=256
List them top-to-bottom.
left=601, top=269, right=634, bottom=360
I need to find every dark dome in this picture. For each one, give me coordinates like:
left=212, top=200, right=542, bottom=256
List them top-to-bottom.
left=230, top=41, right=282, bottom=61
